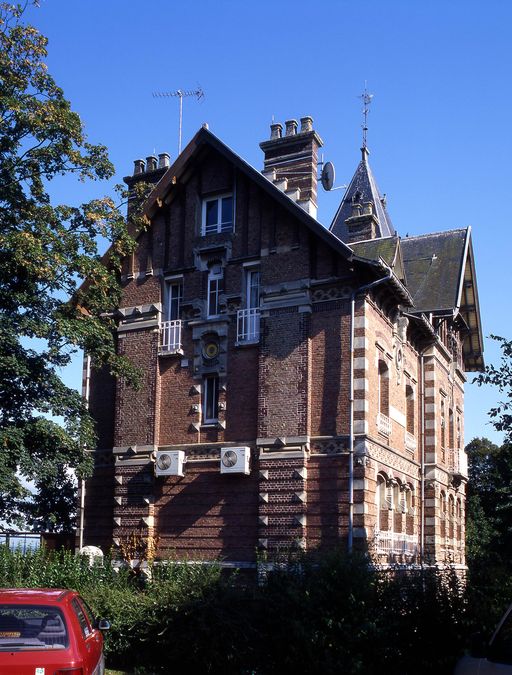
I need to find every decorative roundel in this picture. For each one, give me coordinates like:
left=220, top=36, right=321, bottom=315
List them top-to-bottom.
left=203, top=341, right=220, bottom=360
left=222, top=450, right=238, bottom=468
left=156, top=453, right=172, bottom=470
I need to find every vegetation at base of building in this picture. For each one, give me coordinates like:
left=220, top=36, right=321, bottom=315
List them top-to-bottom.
left=0, top=2, right=144, bottom=531
left=1, top=544, right=508, bottom=675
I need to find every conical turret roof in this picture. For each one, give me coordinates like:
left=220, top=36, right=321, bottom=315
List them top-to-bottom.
left=330, top=148, right=395, bottom=242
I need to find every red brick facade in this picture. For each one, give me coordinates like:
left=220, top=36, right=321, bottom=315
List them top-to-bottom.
left=80, top=120, right=482, bottom=568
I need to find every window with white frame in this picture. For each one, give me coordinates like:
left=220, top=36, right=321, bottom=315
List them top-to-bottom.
left=202, top=194, right=233, bottom=235
left=207, top=264, right=223, bottom=317
left=237, top=267, right=260, bottom=342
left=246, top=268, right=260, bottom=309
left=160, top=280, right=183, bottom=352
left=164, top=281, right=183, bottom=321
left=202, top=375, right=219, bottom=424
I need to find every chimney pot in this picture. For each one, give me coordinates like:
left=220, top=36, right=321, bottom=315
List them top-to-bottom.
left=300, top=116, right=313, bottom=133
left=285, top=119, right=298, bottom=136
left=270, top=122, right=283, bottom=139
left=158, top=152, right=170, bottom=169
left=146, top=155, right=157, bottom=172
left=133, top=159, right=145, bottom=175
left=351, top=203, right=362, bottom=217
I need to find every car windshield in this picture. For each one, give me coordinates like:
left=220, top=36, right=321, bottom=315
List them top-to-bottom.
left=0, top=604, right=69, bottom=651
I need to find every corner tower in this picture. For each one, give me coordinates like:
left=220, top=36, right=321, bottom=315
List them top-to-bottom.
left=330, top=147, right=395, bottom=244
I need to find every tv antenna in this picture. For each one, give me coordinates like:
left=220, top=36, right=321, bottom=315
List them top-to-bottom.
left=358, top=84, right=373, bottom=149
left=153, top=87, right=205, bottom=155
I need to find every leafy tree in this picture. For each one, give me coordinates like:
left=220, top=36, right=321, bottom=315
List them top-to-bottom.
left=0, top=3, right=143, bottom=530
left=475, top=335, right=512, bottom=442
left=466, top=436, right=512, bottom=566
left=465, top=437, right=501, bottom=565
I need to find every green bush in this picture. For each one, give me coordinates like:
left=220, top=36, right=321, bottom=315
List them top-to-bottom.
left=0, top=544, right=507, bottom=674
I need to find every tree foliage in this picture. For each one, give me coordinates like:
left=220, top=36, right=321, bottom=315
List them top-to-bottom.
left=0, top=3, right=144, bottom=530
left=475, top=335, right=512, bottom=442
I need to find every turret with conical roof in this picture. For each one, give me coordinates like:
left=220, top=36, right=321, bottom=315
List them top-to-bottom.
left=330, top=147, right=395, bottom=244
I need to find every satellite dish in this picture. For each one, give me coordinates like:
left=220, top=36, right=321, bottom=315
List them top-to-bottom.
left=321, top=161, right=335, bottom=191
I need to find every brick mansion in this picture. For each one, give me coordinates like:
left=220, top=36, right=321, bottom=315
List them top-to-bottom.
left=79, top=115, right=483, bottom=568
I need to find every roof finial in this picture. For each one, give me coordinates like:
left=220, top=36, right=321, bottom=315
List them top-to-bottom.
left=359, top=83, right=373, bottom=159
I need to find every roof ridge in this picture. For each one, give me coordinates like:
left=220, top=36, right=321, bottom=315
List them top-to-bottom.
left=402, top=227, right=468, bottom=242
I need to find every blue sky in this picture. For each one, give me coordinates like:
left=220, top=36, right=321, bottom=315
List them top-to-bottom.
left=27, top=0, right=511, bottom=446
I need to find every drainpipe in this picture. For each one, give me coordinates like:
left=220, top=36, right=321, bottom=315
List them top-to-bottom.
left=348, top=263, right=393, bottom=554
left=419, top=351, right=426, bottom=566
left=78, top=354, right=91, bottom=551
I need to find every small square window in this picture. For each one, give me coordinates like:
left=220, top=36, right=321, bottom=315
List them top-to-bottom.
left=202, top=194, right=233, bottom=235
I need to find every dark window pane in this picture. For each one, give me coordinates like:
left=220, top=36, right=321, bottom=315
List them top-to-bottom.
left=221, top=196, right=233, bottom=226
left=205, top=200, right=218, bottom=230
left=167, top=283, right=182, bottom=321
left=204, top=376, right=219, bottom=421
left=72, top=598, right=91, bottom=638
left=0, top=604, right=69, bottom=650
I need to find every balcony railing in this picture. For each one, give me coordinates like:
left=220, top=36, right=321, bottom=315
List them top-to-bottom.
left=237, top=308, right=260, bottom=342
left=160, top=320, right=182, bottom=353
left=377, top=412, right=392, bottom=436
left=405, top=431, right=417, bottom=453
left=448, top=448, right=468, bottom=477
left=447, top=449, right=458, bottom=473
left=374, top=530, right=419, bottom=557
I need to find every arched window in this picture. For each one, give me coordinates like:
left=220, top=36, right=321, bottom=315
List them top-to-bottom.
left=378, top=360, right=389, bottom=416
left=406, top=385, right=415, bottom=435
left=440, top=399, right=446, bottom=463
left=456, top=416, right=461, bottom=450
left=376, top=474, right=386, bottom=531
left=393, top=482, right=401, bottom=512
left=405, top=487, right=414, bottom=515
left=440, top=491, right=447, bottom=539
left=448, top=494, right=455, bottom=541
left=456, top=498, right=462, bottom=545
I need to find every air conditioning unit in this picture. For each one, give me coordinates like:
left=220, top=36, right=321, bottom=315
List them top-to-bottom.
left=220, top=447, right=251, bottom=475
left=154, top=450, right=185, bottom=477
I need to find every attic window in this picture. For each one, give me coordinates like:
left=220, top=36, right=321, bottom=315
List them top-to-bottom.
left=202, top=194, right=233, bottom=235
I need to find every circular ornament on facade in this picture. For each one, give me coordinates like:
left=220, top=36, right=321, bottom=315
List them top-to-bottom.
left=203, top=340, right=220, bottom=360
left=222, top=450, right=238, bottom=468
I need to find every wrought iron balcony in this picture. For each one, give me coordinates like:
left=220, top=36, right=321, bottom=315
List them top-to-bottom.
left=237, top=308, right=260, bottom=343
left=160, top=320, right=182, bottom=353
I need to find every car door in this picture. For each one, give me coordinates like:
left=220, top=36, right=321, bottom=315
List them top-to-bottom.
left=71, top=597, right=103, bottom=675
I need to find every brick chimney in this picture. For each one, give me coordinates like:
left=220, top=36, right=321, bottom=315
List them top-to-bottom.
left=260, top=116, right=323, bottom=219
left=123, top=151, right=171, bottom=216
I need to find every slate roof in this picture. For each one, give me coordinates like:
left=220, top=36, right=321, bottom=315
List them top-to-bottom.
left=330, top=148, right=395, bottom=242
left=400, top=228, right=484, bottom=371
left=400, top=229, right=467, bottom=313
left=350, top=236, right=406, bottom=285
